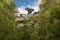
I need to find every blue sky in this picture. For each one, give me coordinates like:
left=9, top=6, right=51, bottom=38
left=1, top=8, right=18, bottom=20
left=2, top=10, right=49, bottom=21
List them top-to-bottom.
left=14, top=0, right=40, bottom=14
left=14, top=0, right=38, bottom=7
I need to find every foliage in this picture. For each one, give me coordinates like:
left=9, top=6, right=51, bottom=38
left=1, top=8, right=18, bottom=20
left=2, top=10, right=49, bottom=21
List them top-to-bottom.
left=0, top=0, right=17, bottom=40
left=0, top=0, right=60, bottom=40
left=24, top=0, right=60, bottom=40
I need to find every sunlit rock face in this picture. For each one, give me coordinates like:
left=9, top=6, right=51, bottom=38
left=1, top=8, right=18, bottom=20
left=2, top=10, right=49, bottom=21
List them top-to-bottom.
left=16, top=13, right=39, bottom=28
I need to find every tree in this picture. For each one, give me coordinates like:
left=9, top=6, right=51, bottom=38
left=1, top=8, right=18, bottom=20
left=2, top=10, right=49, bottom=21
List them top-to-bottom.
left=0, top=0, right=17, bottom=40
left=28, top=0, right=60, bottom=40
left=38, top=0, right=60, bottom=40
left=25, top=7, right=34, bottom=14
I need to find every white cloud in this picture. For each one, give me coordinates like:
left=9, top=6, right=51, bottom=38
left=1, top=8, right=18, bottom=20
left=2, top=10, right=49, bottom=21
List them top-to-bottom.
left=17, top=0, right=40, bottom=14
left=17, top=6, right=28, bottom=14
